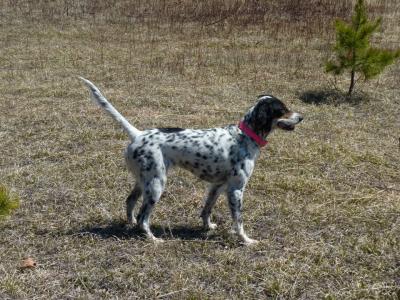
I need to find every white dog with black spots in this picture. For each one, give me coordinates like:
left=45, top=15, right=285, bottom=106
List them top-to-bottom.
left=80, top=77, right=303, bottom=245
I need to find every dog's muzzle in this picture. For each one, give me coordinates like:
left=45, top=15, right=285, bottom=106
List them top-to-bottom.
left=277, top=113, right=303, bottom=131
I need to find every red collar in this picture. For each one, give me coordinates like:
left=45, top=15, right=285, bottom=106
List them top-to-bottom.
left=238, top=121, right=268, bottom=147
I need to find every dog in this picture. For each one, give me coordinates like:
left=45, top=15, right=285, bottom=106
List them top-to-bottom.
left=80, top=77, right=303, bottom=245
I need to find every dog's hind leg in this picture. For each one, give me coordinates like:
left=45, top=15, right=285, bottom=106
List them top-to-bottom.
left=136, top=174, right=166, bottom=242
left=126, top=184, right=142, bottom=225
left=200, top=184, right=225, bottom=230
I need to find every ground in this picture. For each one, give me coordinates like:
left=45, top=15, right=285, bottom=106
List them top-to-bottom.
left=0, top=0, right=399, bottom=299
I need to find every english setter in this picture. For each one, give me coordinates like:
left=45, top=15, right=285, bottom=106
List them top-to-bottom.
left=80, top=77, right=303, bottom=245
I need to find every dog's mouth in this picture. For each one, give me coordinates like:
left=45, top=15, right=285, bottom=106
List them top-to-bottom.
left=276, top=113, right=303, bottom=131
left=277, top=121, right=295, bottom=131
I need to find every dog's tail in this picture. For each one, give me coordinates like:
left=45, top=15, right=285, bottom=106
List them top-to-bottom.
left=79, top=77, right=141, bottom=141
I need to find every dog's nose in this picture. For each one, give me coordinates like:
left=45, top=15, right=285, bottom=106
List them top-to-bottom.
left=294, top=113, right=303, bottom=123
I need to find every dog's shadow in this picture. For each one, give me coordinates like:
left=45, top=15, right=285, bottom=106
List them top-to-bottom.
left=72, top=220, right=218, bottom=242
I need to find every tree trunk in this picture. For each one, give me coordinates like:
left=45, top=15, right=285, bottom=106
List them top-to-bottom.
left=348, top=69, right=355, bottom=96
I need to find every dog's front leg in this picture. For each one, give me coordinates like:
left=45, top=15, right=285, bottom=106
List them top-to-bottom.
left=227, top=188, right=258, bottom=245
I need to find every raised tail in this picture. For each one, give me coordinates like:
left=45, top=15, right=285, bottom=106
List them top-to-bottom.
left=79, top=77, right=141, bottom=141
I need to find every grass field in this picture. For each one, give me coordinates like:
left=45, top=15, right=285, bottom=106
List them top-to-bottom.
left=0, top=0, right=399, bottom=298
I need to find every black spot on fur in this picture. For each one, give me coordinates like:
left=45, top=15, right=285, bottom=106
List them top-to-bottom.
left=158, top=128, right=185, bottom=133
left=166, top=135, right=176, bottom=142
left=146, top=162, right=154, bottom=171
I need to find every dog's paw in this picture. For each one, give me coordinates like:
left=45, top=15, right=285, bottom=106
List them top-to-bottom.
left=126, top=220, right=137, bottom=227
left=205, top=223, right=218, bottom=230
left=151, top=236, right=164, bottom=244
left=243, top=238, right=259, bottom=246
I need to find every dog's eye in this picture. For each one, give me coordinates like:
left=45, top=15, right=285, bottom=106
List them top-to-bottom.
left=274, top=109, right=286, bottom=118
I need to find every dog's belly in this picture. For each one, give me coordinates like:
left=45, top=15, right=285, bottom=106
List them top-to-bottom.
left=168, top=149, right=231, bottom=183
left=179, top=161, right=230, bottom=183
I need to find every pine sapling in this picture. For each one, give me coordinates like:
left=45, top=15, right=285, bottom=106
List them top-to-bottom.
left=326, top=0, right=400, bottom=96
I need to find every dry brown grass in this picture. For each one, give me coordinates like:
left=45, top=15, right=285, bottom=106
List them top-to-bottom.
left=1, top=0, right=399, bottom=299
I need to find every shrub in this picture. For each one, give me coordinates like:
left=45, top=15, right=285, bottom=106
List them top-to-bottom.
left=326, top=0, right=400, bottom=96
left=0, top=185, right=19, bottom=219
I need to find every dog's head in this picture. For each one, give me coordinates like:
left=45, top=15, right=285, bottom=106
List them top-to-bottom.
left=243, top=95, right=303, bottom=137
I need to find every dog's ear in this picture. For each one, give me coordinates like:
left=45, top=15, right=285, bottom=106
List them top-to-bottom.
left=253, top=100, right=273, bottom=134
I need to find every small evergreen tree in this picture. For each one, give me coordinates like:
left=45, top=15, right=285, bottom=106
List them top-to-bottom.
left=326, top=0, right=400, bottom=96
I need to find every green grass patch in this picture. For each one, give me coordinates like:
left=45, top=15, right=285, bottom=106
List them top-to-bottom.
left=0, top=185, right=19, bottom=219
